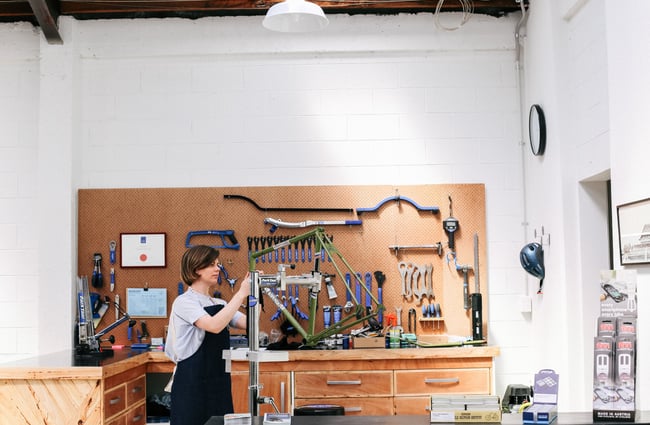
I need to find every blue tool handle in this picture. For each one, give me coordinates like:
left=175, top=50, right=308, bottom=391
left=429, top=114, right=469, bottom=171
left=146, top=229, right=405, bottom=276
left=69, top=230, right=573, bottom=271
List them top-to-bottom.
left=345, top=220, right=363, bottom=225
left=365, top=272, right=372, bottom=308
left=355, top=273, right=361, bottom=303
left=346, top=274, right=352, bottom=303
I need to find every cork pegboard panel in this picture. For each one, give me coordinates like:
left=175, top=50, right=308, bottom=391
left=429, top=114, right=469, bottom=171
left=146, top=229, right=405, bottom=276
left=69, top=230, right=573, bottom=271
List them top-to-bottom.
left=78, top=184, right=487, bottom=347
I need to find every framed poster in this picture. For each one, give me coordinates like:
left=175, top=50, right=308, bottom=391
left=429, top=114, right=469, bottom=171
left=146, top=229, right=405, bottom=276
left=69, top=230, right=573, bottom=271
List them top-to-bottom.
left=617, top=197, right=650, bottom=265
left=121, top=233, right=167, bottom=267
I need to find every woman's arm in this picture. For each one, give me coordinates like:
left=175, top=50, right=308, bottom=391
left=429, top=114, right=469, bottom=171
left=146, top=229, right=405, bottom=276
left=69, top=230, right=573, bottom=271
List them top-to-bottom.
left=195, top=272, right=251, bottom=334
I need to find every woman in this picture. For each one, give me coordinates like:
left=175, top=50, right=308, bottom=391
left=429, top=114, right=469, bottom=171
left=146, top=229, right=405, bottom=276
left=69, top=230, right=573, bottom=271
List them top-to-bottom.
left=165, top=245, right=250, bottom=424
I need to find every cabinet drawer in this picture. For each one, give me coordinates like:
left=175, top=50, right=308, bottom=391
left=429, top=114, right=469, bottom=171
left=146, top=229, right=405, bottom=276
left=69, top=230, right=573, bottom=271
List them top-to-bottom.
left=394, top=368, right=490, bottom=395
left=295, top=371, right=392, bottom=398
left=126, top=375, right=146, bottom=406
left=104, top=385, right=127, bottom=419
left=394, top=396, right=431, bottom=415
left=295, top=397, right=394, bottom=416
left=125, top=402, right=147, bottom=425
left=105, top=415, right=126, bottom=425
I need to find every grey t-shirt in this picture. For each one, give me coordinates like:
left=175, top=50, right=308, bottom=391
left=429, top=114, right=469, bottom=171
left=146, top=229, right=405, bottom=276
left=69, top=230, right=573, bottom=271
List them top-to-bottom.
left=164, top=288, right=244, bottom=363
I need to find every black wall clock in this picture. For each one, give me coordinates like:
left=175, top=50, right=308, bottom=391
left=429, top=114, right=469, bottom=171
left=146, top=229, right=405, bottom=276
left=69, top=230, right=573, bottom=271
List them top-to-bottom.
left=528, top=104, right=546, bottom=156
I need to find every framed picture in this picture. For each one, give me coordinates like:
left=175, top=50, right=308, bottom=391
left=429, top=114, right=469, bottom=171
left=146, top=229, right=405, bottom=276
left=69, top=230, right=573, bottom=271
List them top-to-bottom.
left=617, top=197, right=650, bottom=265
left=120, top=233, right=167, bottom=267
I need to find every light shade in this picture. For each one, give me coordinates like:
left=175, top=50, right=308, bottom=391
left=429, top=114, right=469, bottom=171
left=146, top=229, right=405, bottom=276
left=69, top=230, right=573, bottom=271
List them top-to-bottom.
left=263, top=0, right=329, bottom=33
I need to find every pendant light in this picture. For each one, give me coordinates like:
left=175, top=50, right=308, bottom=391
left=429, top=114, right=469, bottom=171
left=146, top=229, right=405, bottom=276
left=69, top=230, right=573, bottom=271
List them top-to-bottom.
left=263, top=0, right=329, bottom=33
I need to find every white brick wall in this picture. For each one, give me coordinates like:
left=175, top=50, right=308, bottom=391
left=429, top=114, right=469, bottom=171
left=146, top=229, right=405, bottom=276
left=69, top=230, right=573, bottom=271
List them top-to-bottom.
left=3, top=15, right=530, bottom=395
left=0, top=23, right=40, bottom=360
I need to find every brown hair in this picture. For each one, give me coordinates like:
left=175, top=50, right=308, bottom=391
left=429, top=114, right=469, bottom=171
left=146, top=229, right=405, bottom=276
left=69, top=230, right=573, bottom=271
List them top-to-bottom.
left=180, top=245, right=220, bottom=286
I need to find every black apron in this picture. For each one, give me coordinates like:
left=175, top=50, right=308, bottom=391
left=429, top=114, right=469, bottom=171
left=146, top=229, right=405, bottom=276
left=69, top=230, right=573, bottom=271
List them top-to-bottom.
left=171, top=304, right=233, bottom=425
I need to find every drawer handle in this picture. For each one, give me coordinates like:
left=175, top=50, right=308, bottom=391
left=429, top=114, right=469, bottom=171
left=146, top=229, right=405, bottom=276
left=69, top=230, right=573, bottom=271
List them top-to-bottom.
left=424, top=377, right=460, bottom=384
left=326, top=380, right=361, bottom=385
left=131, top=386, right=143, bottom=394
left=109, top=396, right=122, bottom=405
left=345, top=407, right=362, bottom=412
left=132, top=414, right=143, bottom=422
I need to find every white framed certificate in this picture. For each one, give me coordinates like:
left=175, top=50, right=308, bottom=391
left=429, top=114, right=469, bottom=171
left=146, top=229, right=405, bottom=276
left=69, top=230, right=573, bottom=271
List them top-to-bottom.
left=120, top=233, right=166, bottom=267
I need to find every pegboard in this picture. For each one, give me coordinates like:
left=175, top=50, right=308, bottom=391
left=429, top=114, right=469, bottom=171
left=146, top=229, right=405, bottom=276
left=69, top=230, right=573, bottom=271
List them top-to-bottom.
left=77, top=184, right=487, bottom=347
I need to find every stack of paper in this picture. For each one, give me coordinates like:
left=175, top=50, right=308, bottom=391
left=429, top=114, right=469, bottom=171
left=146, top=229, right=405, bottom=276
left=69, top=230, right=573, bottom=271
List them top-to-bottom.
left=223, top=413, right=252, bottom=425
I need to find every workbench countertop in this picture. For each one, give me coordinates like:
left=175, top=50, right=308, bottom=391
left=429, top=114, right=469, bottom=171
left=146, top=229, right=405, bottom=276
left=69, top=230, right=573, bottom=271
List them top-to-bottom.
left=0, top=345, right=499, bottom=379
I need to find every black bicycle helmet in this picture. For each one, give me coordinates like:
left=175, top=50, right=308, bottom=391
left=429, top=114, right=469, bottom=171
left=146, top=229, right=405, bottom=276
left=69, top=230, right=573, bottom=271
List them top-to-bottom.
left=520, top=242, right=545, bottom=293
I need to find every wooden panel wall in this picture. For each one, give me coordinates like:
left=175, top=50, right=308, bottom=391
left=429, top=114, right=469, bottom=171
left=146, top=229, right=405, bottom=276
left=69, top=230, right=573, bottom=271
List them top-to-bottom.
left=78, top=184, right=487, bottom=347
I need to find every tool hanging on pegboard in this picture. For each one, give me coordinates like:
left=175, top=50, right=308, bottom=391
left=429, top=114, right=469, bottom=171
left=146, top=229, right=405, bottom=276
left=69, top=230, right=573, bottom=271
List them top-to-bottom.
left=185, top=230, right=240, bottom=250
left=92, top=253, right=103, bottom=288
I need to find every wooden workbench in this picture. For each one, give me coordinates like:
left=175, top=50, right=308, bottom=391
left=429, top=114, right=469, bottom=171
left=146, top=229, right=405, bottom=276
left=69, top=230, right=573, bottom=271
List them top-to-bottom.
left=0, top=345, right=499, bottom=423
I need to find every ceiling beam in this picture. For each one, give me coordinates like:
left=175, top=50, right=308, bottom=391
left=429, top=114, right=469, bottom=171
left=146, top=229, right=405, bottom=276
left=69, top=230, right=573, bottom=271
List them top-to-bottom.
left=28, top=0, right=63, bottom=44
left=60, top=0, right=525, bottom=19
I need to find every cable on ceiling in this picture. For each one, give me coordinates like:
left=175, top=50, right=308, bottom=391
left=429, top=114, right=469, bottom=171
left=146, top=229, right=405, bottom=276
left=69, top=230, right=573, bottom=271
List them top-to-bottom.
left=434, top=0, right=474, bottom=31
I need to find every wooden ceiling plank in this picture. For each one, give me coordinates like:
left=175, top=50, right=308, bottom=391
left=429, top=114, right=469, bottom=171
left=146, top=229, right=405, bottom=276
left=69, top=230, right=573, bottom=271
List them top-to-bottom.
left=27, top=0, right=63, bottom=44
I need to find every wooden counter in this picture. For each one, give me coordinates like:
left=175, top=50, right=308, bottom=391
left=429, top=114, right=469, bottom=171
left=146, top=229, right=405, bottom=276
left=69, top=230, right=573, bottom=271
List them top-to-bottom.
left=0, top=346, right=499, bottom=423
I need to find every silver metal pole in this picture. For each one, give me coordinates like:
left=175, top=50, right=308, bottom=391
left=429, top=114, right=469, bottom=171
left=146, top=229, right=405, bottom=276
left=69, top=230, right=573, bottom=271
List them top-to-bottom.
left=247, top=270, right=260, bottom=416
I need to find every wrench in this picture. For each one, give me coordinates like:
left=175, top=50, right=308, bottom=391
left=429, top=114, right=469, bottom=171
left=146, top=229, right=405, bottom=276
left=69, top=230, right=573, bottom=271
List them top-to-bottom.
left=259, top=236, right=266, bottom=263
left=266, top=236, right=274, bottom=262
left=398, top=262, right=414, bottom=298
left=411, top=264, right=424, bottom=301
left=425, top=264, right=435, bottom=299
left=364, top=272, right=372, bottom=315
left=344, top=273, right=353, bottom=313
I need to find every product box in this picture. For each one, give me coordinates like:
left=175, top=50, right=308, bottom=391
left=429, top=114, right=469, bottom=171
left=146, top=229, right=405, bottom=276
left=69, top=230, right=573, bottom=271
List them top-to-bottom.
left=594, top=270, right=637, bottom=422
left=598, top=270, right=637, bottom=318
left=353, top=336, right=385, bottom=348
left=522, top=369, right=559, bottom=424
left=430, top=395, right=501, bottom=423
left=263, top=413, right=291, bottom=424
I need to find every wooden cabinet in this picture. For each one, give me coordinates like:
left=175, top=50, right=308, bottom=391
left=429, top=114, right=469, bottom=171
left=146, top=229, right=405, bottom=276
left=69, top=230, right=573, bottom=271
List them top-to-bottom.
left=229, top=346, right=499, bottom=416
left=0, top=347, right=498, bottom=421
left=103, top=365, right=147, bottom=424
left=231, top=371, right=291, bottom=415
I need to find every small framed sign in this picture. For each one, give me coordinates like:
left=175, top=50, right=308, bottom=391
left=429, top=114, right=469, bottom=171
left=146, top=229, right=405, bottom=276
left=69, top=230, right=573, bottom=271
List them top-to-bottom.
left=617, top=197, right=650, bottom=265
left=120, top=233, right=167, bottom=268
left=127, top=287, right=168, bottom=318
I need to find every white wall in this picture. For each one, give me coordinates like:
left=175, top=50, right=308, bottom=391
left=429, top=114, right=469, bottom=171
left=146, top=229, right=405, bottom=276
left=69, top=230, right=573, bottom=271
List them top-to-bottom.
left=0, top=0, right=647, bottom=413
left=522, top=0, right=649, bottom=411
left=604, top=0, right=650, bottom=406
left=0, top=23, right=41, bottom=361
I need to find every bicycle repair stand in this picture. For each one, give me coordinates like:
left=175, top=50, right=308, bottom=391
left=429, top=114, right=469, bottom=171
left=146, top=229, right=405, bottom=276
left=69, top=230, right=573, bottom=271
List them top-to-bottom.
left=246, top=227, right=384, bottom=416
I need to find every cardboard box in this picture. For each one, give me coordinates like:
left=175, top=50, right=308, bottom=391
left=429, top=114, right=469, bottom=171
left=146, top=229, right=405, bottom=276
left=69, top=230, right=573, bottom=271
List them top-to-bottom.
left=353, top=336, right=385, bottom=348
left=522, top=369, right=559, bottom=424
left=430, top=395, right=501, bottom=423
left=430, top=411, right=501, bottom=423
